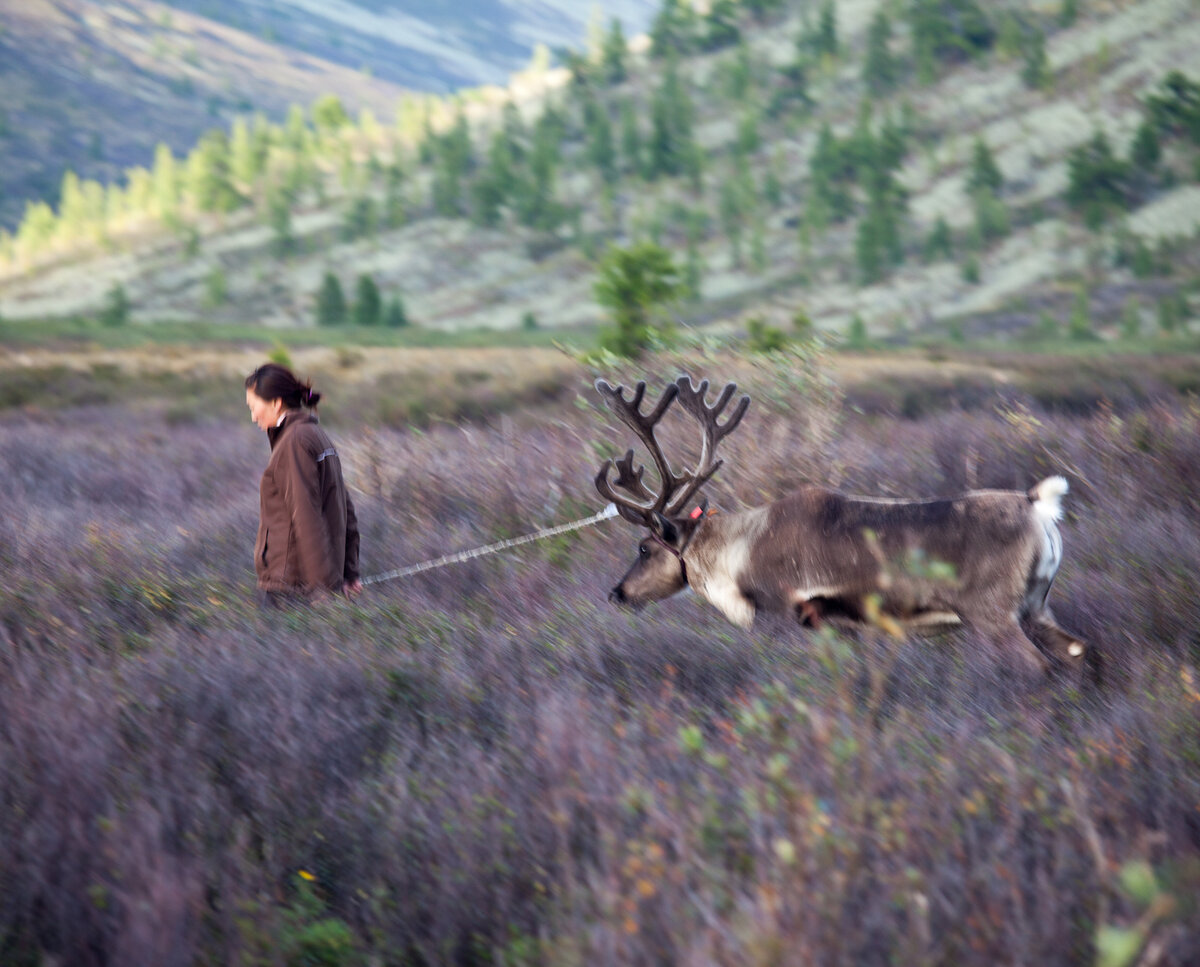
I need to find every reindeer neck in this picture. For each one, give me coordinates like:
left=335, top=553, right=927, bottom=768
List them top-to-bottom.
left=678, top=506, right=768, bottom=629
left=681, top=506, right=769, bottom=575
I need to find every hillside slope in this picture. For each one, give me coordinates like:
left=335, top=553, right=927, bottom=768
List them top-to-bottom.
left=0, top=0, right=658, bottom=231
left=0, top=0, right=413, bottom=230
left=1, top=0, right=1197, bottom=344
left=158, top=0, right=659, bottom=90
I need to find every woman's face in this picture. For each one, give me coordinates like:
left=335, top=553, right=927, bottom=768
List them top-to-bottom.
left=246, top=388, right=285, bottom=431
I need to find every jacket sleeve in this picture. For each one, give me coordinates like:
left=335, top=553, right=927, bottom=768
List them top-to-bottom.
left=277, top=437, right=338, bottom=592
left=344, top=492, right=361, bottom=583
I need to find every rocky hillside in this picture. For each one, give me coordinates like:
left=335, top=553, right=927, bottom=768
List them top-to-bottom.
left=0, top=0, right=658, bottom=230
left=1, top=0, right=1197, bottom=345
left=158, top=0, right=659, bottom=90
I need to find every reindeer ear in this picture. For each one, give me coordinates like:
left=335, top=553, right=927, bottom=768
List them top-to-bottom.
left=688, top=497, right=709, bottom=519
left=651, top=512, right=679, bottom=545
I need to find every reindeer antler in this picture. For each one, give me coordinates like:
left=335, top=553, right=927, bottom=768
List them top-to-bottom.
left=594, top=375, right=750, bottom=525
left=666, top=375, right=750, bottom=517
left=594, top=379, right=685, bottom=524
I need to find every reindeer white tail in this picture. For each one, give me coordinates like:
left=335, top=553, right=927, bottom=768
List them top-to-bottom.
left=1030, top=475, right=1069, bottom=523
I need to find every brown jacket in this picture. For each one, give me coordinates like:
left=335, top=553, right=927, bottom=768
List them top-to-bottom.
left=254, top=410, right=360, bottom=594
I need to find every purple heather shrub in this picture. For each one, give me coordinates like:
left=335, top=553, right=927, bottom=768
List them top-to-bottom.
left=1, top=368, right=1198, bottom=965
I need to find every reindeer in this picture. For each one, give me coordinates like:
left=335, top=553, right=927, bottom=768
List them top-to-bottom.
left=595, top=375, right=1086, bottom=676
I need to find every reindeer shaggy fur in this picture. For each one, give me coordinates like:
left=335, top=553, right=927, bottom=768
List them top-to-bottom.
left=598, top=377, right=1085, bottom=676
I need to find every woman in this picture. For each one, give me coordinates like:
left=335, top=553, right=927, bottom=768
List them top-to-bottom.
left=245, top=363, right=362, bottom=604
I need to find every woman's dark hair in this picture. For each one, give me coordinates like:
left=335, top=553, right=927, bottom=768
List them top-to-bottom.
left=244, top=363, right=322, bottom=409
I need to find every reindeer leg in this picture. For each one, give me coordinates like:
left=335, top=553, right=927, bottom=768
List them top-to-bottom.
left=796, top=599, right=823, bottom=630
left=1026, top=610, right=1086, bottom=669
left=970, top=616, right=1051, bottom=678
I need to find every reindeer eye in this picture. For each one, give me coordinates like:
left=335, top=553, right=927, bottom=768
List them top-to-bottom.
left=639, top=544, right=650, bottom=558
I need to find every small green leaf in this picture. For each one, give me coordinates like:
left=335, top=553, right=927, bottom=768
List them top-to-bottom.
left=678, top=724, right=704, bottom=754
left=1118, top=860, right=1159, bottom=906
left=1095, top=925, right=1143, bottom=967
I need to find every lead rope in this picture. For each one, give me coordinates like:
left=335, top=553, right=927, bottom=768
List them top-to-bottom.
left=361, top=503, right=620, bottom=587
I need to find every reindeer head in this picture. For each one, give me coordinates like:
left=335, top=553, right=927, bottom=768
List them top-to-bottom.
left=595, top=375, right=749, bottom=609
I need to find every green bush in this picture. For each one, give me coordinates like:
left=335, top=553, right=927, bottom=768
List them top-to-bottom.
left=1066, top=131, right=1132, bottom=229
left=594, top=240, right=683, bottom=358
left=316, top=271, right=347, bottom=327
left=353, top=274, right=381, bottom=327
left=98, top=283, right=129, bottom=327
left=384, top=295, right=409, bottom=328
left=746, top=315, right=788, bottom=353
left=285, top=919, right=359, bottom=967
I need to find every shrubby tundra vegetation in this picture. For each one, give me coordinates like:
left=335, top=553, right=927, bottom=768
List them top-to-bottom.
left=2, top=0, right=1199, bottom=963
left=1, top=351, right=1198, bottom=965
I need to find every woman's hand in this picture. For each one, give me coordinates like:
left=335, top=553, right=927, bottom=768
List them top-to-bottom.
left=344, top=579, right=363, bottom=599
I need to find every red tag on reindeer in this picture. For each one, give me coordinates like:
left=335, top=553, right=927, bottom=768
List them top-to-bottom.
left=689, top=506, right=704, bottom=520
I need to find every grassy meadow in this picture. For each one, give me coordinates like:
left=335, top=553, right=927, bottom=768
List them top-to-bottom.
left=1, top=340, right=1199, bottom=966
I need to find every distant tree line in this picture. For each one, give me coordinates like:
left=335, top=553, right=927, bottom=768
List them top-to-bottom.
left=3, top=0, right=1196, bottom=346
left=1067, top=71, right=1200, bottom=229
left=316, top=271, right=408, bottom=328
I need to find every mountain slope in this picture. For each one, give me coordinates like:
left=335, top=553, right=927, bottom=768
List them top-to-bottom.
left=0, top=0, right=658, bottom=230
left=0, top=0, right=407, bottom=230
left=1, top=0, right=1197, bottom=346
left=159, top=0, right=659, bottom=90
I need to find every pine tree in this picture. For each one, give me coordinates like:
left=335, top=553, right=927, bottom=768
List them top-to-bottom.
left=650, top=0, right=698, bottom=59
left=702, top=0, right=741, bottom=52
left=744, top=0, right=786, bottom=19
left=909, top=0, right=995, bottom=81
left=816, top=1, right=838, bottom=57
left=863, top=11, right=898, bottom=95
left=601, top=17, right=628, bottom=84
left=1021, top=28, right=1050, bottom=90
left=647, top=56, right=694, bottom=179
left=1145, top=71, right=1200, bottom=144
left=312, top=94, right=350, bottom=134
left=395, top=95, right=425, bottom=148
left=619, top=99, right=643, bottom=176
left=284, top=104, right=310, bottom=153
left=587, top=104, right=618, bottom=185
left=737, top=111, right=761, bottom=158
left=514, top=113, right=565, bottom=231
left=230, top=117, right=258, bottom=191
left=1130, top=119, right=1162, bottom=171
left=808, top=123, right=855, bottom=223
left=185, top=130, right=241, bottom=213
left=1066, top=130, right=1131, bottom=228
left=967, top=137, right=1003, bottom=195
left=152, top=142, right=179, bottom=219
left=384, top=162, right=406, bottom=228
left=432, top=165, right=462, bottom=217
left=124, top=166, right=154, bottom=216
left=470, top=170, right=505, bottom=228
left=58, top=171, right=86, bottom=241
left=718, top=176, right=747, bottom=267
left=266, top=186, right=295, bottom=257
left=972, top=189, right=1009, bottom=244
left=341, top=196, right=378, bottom=241
left=15, top=201, right=57, bottom=259
left=684, top=213, right=705, bottom=301
left=750, top=213, right=767, bottom=273
left=594, top=241, right=684, bottom=358
left=204, top=265, right=228, bottom=307
left=316, top=271, right=346, bottom=326
left=353, top=274, right=382, bottom=326
left=99, top=282, right=130, bottom=327
left=1067, top=286, right=1096, bottom=341
left=384, top=295, right=409, bottom=328
left=845, top=314, right=868, bottom=349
